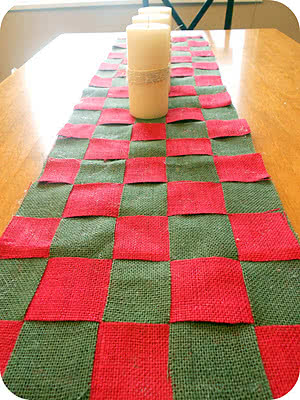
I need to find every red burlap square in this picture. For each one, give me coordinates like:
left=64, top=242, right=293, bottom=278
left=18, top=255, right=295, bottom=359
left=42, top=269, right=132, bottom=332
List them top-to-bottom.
left=172, top=37, right=188, bottom=42
left=188, top=40, right=209, bottom=47
left=171, top=46, right=190, bottom=52
left=191, top=50, right=214, bottom=57
left=108, top=52, right=125, bottom=59
left=171, top=56, right=193, bottom=63
left=122, top=57, right=128, bottom=65
left=99, top=62, right=119, bottom=71
left=193, top=62, right=219, bottom=70
left=170, top=68, right=194, bottom=77
left=114, top=69, right=127, bottom=78
left=89, top=76, right=112, bottom=88
left=194, top=76, right=223, bottom=87
left=169, top=85, right=197, bottom=97
left=107, top=87, right=129, bottom=98
left=199, top=92, right=232, bottom=108
left=74, top=97, right=106, bottom=111
left=166, top=108, right=204, bottom=123
left=97, top=109, right=135, bottom=125
left=206, top=119, right=251, bottom=138
left=58, top=123, right=95, bottom=139
left=131, top=123, right=166, bottom=141
left=166, top=138, right=212, bottom=156
left=84, top=139, right=130, bottom=160
left=214, top=154, right=270, bottom=182
left=124, top=157, right=167, bottom=184
left=39, top=158, right=81, bottom=184
left=167, top=181, right=226, bottom=215
left=62, top=182, right=123, bottom=218
left=229, top=212, right=300, bottom=261
left=0, top=216, right=60, bottom=259
left=113, top=216, right=170, bottom=261
left=170, top=257, right=254, bottom=323
left=25, top=258, right=112, bottom=321
left=0, top=321, right=23, bottom=374
left=90, top=322, right=172, bottom=400
left=255, top=325, right=300, bottom=399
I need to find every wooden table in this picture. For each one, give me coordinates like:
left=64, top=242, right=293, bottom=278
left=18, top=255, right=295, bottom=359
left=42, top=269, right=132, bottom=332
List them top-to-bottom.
left=0, top=29, right=299, bottom=236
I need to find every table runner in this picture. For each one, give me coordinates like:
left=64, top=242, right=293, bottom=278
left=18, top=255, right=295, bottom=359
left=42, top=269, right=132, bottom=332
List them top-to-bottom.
left=0, top=33, right=299, bottom=400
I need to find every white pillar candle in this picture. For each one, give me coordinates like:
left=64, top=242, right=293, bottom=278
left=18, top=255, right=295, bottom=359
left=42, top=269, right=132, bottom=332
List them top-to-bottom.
left=138, top=6, right=172, bottom=29
left=133, top=13, right=172, bottom=29
left=127, top=23, right=170, bottom=119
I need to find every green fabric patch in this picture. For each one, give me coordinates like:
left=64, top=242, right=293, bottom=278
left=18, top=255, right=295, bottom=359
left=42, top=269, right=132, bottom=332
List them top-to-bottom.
left=172, top=41, right=188, bottom=47
left=189, top=46, right=210, bottom=52
left=172, top=51, right=191, bottom=57
left=192, top=56, right=216, bottom=62
left=170, top=63, right=193, bottom=69
left=194, top=69, right=221, bottom=76
left=96, top=70, right=116, bottom=78
left=171, top=77, right=196, bottom=86
left=112, top=78, right=128, bottom=87
left=195, top=86, right=226, bottom=95
left=82, top=87, right=108, bottom=98
left=168, top=96, right=199, bottom=109
left=103, top=98, right=129, bottom=109
left=202, top=105, right=238, bottom=120
left=68, top=110, right=101, bottom=125
left=135, top=116, right=166, bottom=124
left=166, top=121, right=208, bottom=139
left=92, top=125, right=132, bottom=140
left=211, top=135, right=255, bottom=155
left=49, top=138, right=89, bottom=159
left=129, top=140, right=166, bottom=158
left=166, top=155, right=219, bottom=182
left=75, top=159, right=125, bottom=184
left=222, top=181, right=282, bottom=213
left=16, top=183, right=72, bottom=218
left=119, top=183, right=167, bottom=216
left=169, top=214, right=238, bottom=260
left=50, top=217, right=116, bottom=259
left=0, top=259, right=48, bottom=320
left=103, top=260, right=170, bottom=323
left=241, top=260, right=300, bottom=325
left=3, top=321, right=98, bottom=400
left=169, top=322, right=272, bottom=400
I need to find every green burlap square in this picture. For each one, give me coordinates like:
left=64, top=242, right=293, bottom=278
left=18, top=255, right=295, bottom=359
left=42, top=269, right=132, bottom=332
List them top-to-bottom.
left=172, top=41, right=188, bottom=47
left=189, top=46, right=210, bottom=52
left=172, top=51, right=191, bottom=57
left=192, top=56, right=216, bottom=62
left=170, top=63, right=193, bottom=69
left=194, top=69, right=221, bottom=76
left=96, top=70, right=116, bottom=78
left=171, top=77, right=196, bottom=86
left=112, top=78, right=128, bottom=87
left=195, top=86, right=226, bottom=95
left=82, top=87, right=109, bottom=98
left=168, top=96, right=200, bottom=109
left=103, top=98, right=129, bottom=109
left=202, top=105, right=238, bottom=120
left=68, top=110, right=101, bottom=125
left=135, top=116, right=166, bottom=124
left=166, top=121, right=208, bottom=139
left=92, top=125, right=132, bottom=140
left=211, top=135, right=255, bottom=155
left=49, top=138, right=89, bottom=159
left=129, top=140, right=166, bottom=158
left=166, top=155, right=219, bottom=182
left=75, top=160, right=125, bottom=184
left=222, top=181, right=282, bottom=213
left=16, top=183, right=72, bottom=218
left=119, top=183, right=167, bottom=216
left=169, top=214, right=238, bottom=260
left=50, top=217, right=116, bottom=259
left=0, top=259, right=48, bottom=320
left=103, top=260, right=170, bottom=323
left=241, top=260, right=300, bottom=325
left=3, top=321, right=98, bottom=400
left=169, top=322, right=272, bottom=400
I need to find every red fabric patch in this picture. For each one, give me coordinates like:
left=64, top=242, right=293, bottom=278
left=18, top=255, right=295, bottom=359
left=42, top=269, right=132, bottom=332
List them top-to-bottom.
left=172, top=37, right=188, bottom=43
left=188, top=40, right=209, bottom=47
left=171, top=46, right=190, bottom=52
left=191, top=50, right=214, bottom=57
left=108, top=52, right=125, bottom=59
left=171, top=56, right=192, bottom=63
left=122, top=57, right=128, bottom=65
left=99, top=62, right=119, bottom=71
left=193, top=62, right=219, bottom=70
left=170, top=67, right=194, bottom=77
left=114, top=69, right=127, bottom=78
left=195, top=75, right=223, bottom=87
left=90, top=76, right=112, bottom=88
left=169, top=85, right=197, bottom=97
left=107, top=86, right=129, bottom=98
left=199, top=92, right=232, bottom=109
left=74, top=97, right=106, bottom=111
left=166, top=107, right=204, bottom=123
left=97, top=109, right=134, bottom=125
left=206, top=119, right=251, bottom=138
left=58, top=123, right=95, bottom=139
left=131, top=123, right=166, bottom=141
left=166, top=138, right=212, bottom=157
left=84, top=139, right=130, bottom=160
left=214, top=153, right=270, bottom=182
left=124, top=157, right=167, bottom=184
left=39, top=158, right=81, bottom=184
left=167, top=181, right=226, bottom=215
left=63, top=183, right=123, bottom=218
left=229, top=212, right=300, bottom=261
left=0, top=216, right=60, bottom=259
left=113, top=216, right=170, bottom=261
left=170, top=257, right=254, bottom=323
left=25, top=258, right=112, bottom=321
left=0, top=321, right=23, bottom=374
left=90, top=322, right=173, bottom=400
left=255, top=325, right=300, bottom=399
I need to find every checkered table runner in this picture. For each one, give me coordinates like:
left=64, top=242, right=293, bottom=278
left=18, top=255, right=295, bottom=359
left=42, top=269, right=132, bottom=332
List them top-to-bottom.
left=0, top=34, right=299, bottom=400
